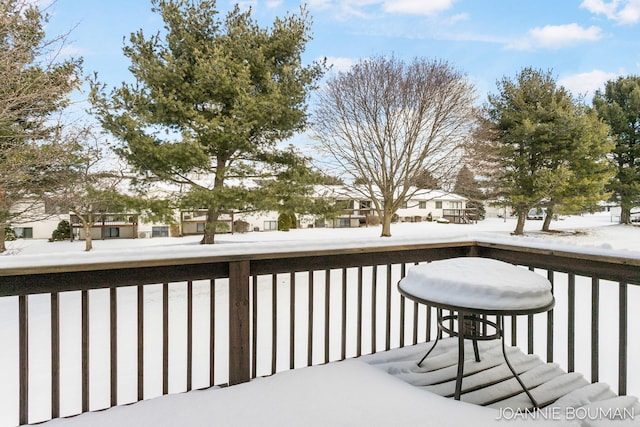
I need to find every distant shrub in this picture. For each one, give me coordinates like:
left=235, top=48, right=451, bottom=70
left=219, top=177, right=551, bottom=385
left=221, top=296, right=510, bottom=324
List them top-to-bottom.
left=278, top=213, right=292, bottom=231
left=289, top=213, right=297, bottom=229
left=366, top=215, right=380, bottom=226
left=50, top=220, right=71, bottom=242
left=234, top=220, right=250, bottom=233
left=215, top=221, right=230, bottom=233
left=4, top=227, right=17, bottom=241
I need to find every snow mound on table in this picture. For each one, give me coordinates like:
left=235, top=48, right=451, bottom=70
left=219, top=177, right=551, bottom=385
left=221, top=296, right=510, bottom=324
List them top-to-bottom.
left=399, top=258, right=553, bottom=311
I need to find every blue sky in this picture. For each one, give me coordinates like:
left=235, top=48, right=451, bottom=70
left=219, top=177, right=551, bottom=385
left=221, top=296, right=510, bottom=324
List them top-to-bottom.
left=41, top=0, right=640, bottom=108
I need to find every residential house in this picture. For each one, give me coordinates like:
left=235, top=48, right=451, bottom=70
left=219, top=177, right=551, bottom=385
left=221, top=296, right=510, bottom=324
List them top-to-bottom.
left=6, top=185, right=472, bottom=240
left=396, top=189, right=470, bottom=223
left=5, top=198, right=68, bottom=240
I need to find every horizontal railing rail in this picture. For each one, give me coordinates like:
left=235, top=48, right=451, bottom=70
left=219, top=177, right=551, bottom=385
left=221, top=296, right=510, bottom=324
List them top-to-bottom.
left=0, top=239, right=638, bottom=426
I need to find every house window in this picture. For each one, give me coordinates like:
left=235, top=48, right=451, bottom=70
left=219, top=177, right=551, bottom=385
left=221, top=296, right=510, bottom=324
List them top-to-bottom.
left=44, top=199, right=66, bottom=215
left=401, top=201, right=408, bottom=209
left=419, top=201, right=427, bottom=209
left=435, top=201, right=443, bottom=209
left=450, top=202, right=462, bottom=209
left=339, top=219, right=351, bottom=228
left=264, top=220, right=278, bottom=231
left=197, top=223, right=206, bottom=232
left=152, top=226, right=169, bottom=237
left=13, top=227, right=33, bottom=239
left=104, top=227, right=120, bottom=238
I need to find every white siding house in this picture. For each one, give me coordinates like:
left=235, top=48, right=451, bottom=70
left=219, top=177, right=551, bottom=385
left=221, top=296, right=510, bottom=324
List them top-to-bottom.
left=6, top=185, right=472, bottom=240
left=396, top=189, right=468, bottom=222
left=5, top=199, right=68, bottom=240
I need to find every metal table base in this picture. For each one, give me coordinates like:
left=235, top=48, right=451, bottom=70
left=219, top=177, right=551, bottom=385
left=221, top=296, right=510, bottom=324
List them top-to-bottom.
left=418, top=309, right=539, bottom=408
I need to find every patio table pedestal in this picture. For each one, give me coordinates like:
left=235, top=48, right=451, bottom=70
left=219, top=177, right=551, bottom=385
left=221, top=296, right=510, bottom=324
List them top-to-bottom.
left=397, top=257, right=555, bottom=409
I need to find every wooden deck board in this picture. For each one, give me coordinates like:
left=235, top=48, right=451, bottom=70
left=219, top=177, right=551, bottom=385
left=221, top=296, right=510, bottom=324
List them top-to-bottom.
left=362, top=338, right=640, bottom=423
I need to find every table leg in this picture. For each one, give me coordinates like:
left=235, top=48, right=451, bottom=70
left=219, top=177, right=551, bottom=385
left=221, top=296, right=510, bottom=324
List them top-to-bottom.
left=418, top=308, right=444, bottom=366
left=454, top=311, right=465, bottom=400
left=470, top=314, right=480, bottom=362
left=499, top=316, right=539, bottom=408
left=417, top=333, right=440, bottom=367
left=472, top=338, right=480, bottom=363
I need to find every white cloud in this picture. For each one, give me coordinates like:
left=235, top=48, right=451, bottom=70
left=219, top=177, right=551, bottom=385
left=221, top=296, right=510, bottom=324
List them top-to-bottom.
left=24, top=0, right=54, bottom=8
left=266, top=0, right=283, bottom=8
left=308, top=0, right=456, bottom=18
left=308, top=0, right=333, bottom=9
left=309, top=0, right=380, bottom=19
left=382, top=0, right=456, bottom=16
left=580, top=0, right=640, bottom=24
left=580, top=0, right=619, bottom=18
left=617, top=0, right=640, bottom=23
left=237, top=1, right=258, bottom=11
left=444, top=13, right=469, bottom=25
left=507, top=23, right=602, bottom=50
left=59, top=45, right=85, bottom=57
left=324, top=56, right=358, bottom=73
left=558, top=69, right=620, bottom=98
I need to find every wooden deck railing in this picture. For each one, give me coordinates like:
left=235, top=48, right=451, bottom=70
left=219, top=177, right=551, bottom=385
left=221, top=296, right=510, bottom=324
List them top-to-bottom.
left=0, top=239, right=638, bottom=425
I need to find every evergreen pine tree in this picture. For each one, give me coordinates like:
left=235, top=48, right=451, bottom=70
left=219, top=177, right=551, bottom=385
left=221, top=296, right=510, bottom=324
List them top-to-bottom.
left=91, top=0, right=326, bottom=244
left=479, top=68, right=612, bottom=234
left=593, top=76, right=640, bottom=224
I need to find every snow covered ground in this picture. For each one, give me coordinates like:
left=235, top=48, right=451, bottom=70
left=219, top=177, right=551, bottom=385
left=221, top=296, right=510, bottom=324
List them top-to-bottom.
left=4, top=211, right=640, bottom=259
left=1, top=213, right=639, bottom=426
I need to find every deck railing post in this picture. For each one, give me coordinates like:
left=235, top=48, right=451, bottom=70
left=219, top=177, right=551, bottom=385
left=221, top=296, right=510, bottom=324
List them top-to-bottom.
left=229, top=260, right=251, bottom=386
left=619, top=282, right=628, bottom=396
left=19, top=295, right=28, bottom=426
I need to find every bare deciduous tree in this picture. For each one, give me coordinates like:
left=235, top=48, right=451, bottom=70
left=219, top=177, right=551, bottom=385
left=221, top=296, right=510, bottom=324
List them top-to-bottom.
left=313, top=56, right=476, bottom=236
left=47, top=126, right=175, bottom=251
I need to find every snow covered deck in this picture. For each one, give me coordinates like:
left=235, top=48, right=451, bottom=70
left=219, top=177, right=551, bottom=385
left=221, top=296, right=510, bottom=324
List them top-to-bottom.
left=2, top=222, right=639, bottom=426
left=42, top=339, right=639, bottom=427
left=364, top=339, right=640, bottom=425
left=41, top=354, right=527, bottom=427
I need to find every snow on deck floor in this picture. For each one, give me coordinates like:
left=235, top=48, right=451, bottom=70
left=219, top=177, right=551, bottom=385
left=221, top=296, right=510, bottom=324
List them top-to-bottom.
left=362, top=338, right=640, bottom=426
left=41, top=339, right=639, bottom=427
left=41, top=356, right=545, bottom=427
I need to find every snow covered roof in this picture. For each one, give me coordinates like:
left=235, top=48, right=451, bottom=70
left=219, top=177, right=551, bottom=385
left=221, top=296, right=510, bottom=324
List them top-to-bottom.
left=312, top=185, right=467, bottom=201
left=409, top=188, right=467, bottom=201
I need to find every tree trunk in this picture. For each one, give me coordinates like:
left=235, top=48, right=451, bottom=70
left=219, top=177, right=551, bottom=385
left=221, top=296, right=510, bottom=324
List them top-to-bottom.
left=620, top=205, right=631, bottom=224
left=542, top=206, right=554, bottom=231
left=201, top=208, right=218, bottom=244
left=513, top=208, right=527, bottom=235
left=380, top=211, right=392, bottom=237
left=0, top=223, right=6, bottom=253
left=84, top=224, right=93, bottom=251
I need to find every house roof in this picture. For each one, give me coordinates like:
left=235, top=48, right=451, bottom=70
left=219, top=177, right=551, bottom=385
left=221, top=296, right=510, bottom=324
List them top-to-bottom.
left=312, top=185, right=467, bottom=202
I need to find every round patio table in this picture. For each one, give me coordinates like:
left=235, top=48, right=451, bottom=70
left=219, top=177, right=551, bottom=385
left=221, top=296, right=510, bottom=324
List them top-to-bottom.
left=397, top=257, right=554, bottom=408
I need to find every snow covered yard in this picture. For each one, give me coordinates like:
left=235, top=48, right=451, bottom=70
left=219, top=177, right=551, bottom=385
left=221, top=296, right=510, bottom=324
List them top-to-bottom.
left=1, top=213, right=639, bottom=426
left=4, top=213, right=640, bottom=258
